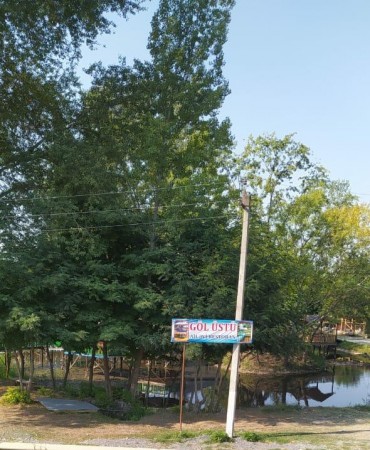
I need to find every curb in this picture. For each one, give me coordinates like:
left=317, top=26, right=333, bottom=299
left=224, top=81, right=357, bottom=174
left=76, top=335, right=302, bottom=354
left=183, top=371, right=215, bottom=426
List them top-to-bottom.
left=0, top=444, right=165, bottom=450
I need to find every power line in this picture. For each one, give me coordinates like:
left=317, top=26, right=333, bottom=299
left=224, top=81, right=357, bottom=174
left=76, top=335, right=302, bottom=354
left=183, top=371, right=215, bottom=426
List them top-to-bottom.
left=0, top=181, right=232, bottom=204
left=2, top=200, right=232, bottom=220
left=0, top=213, right=238, bottom=238
left=41, top=213, right=238, bottom=233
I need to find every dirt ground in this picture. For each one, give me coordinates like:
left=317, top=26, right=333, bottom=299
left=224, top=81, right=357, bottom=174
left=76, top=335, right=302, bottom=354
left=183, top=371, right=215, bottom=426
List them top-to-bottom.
left=1, top=361, right=370, bottom=450
left=0, top=400, right=370, bottom=449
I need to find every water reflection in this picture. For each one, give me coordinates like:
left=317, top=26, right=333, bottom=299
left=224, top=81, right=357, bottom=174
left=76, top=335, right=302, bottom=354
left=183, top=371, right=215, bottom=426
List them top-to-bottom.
left=238, top=365, right=370, bottom=408
left=334, top=365, right=363, bottom=387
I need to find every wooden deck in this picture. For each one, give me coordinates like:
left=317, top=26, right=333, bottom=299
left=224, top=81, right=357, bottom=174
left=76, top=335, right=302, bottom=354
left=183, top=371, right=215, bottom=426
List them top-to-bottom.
left=311, top=333, right=337, bottom=356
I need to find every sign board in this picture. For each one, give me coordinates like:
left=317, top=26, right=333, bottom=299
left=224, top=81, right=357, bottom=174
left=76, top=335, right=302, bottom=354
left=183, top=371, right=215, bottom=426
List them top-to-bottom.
left=171, top=318, right=253, bottom=344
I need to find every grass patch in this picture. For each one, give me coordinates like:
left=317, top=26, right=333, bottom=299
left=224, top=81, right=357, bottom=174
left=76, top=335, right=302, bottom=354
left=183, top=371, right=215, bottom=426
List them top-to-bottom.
left=338, top=340, right=370, bottom=354
left=337, top=341, right=370, bottom=364
left=36, top=386, right=55, bottom=397
left=261, top=403, right=302, bottom=413
left=168, top=404, right=180, bottom=413
left=354, top=404, right=370, bottom=411
left=153, top=430, right=199, bottom=443
left=206, top=430, right=233, bottom=443
left=239, top=430, right=354, bottom=448
left=239, top=431, right=265, bottom=442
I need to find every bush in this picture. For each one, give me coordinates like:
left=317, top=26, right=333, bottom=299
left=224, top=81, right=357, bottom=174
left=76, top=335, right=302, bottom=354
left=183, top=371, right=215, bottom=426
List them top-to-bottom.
left=79, top=382, right=94, bottom=398
left=62, top=383, right=79, bottom=398
left=0, top=387, right=32, bottom=405
left=37, top=387, right=54, bottom=397
left=93, top=387, right=146, bottom=420
left=93, top=389, right=112, bottom=408
left=207, top=430, right=233, bottom=443
left=240, top=431, right=264, bottom=442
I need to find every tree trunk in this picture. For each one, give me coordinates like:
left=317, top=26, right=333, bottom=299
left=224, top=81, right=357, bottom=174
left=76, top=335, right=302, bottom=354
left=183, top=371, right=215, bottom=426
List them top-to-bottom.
left=102, top=341, right=112, bottom=400
left=46, top=346, right=56, bottom=389
left=27, top=347, right=35, bottom=393
left=88, top=347, right=96, bottom=393
left=129, top=347, right=143, bottom=397
left=18, top=348, right=25, bottom=379
left=5, top=351, right=11, bottom=378
left=13, top=351, right=23, bottom=391
left=63, top=352, right=73, bottom=388
left=283, top=353, right=289, bottom=368
left=127, top=356, right=134, bottom=389
left=145, top=359, right=152, bottom=407
left=193, top=362, right=200, bottom=413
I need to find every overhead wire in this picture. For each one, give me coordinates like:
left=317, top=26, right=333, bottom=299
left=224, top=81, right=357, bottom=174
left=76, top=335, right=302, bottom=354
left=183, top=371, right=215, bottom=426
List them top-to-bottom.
left=0, top=180, right=232, bottom=204
left=0, top=180, right=239, bottom=241
left=2, top=199, right=234, bottom=220
left=0, top=213, right=238, bottom=241
left=40, top=213, right=237, bottom=233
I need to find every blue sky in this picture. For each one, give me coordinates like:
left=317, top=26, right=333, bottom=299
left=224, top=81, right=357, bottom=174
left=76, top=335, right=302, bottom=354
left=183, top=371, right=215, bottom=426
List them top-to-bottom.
left=79, top=0, right=370, bottom=202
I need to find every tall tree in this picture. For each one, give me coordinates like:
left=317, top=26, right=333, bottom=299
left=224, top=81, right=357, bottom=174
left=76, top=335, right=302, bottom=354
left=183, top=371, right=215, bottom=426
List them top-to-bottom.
left=0, top=0, right=145, bottom=198
left=0, top=0, right=146, bottom=384
left=0, top=0, right=237, bottom=391
left=79, top=0, right=236, bottom=392
left=239, top=134, right=370, bottom=361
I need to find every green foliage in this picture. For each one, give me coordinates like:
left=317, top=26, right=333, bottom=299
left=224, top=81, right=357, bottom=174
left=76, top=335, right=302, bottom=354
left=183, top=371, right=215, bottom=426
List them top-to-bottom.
left=0, top=0, right=146, bottom=360
left=1, top=0, right=369, bottom=378
left=237, top=133, right=370, bottom=359
left=338, top=341, right=370, bottom=354
left=303, top=350, right=327, bottom=371
left=0, top=356, right=15, bottom=379
left=58, top=382, right=146, bottom=420
left=78, top=382, right=95, bottom=398
left=67, top=384, right=147, bottom=421
left=0, top=387, right=32, bottom=405
left=37, top=387, right=55, bottom=397
left=112, top=388, right=146, bottom=421
left=94, top=389, right=112, bottom=409
left=126, top=403, right=147, bottom=421
left=167, top=404, right=181, bottom=414
left=263, top=404, right=303, bottom=413
left=354, top=404, right=370, bottom=411
left=154, top=430, right=199, bottom=443
left=206, top=430, right=233, bottom=443
left=240, top=431, right=265, bottom=442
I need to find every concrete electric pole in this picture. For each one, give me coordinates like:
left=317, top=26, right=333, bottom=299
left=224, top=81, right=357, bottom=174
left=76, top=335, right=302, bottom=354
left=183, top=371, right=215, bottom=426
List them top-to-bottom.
left=225, top=186, right=250, bottom=438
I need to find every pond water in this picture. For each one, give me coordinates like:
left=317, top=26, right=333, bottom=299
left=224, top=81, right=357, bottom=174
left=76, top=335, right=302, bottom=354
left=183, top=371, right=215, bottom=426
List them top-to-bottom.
left=143, top=363, right=370, bottom=409
left=238, top=365, right=370, bottom=408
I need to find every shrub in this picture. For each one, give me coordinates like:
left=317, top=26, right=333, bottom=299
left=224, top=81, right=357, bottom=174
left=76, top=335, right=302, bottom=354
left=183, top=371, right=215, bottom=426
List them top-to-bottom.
left=79, top=382, right=94, bottom=398
left=62, top=383, right=79, bottom=398
left=0, top=387, right=32, bottom=405
left=37, top=387, right=54, bottom=397
left=93, top=387, right=146, bottom=420
left=93, top=389, right=112, bottom=408
left=127, top=401, right=146, bottom=421
left=207, top=430, right=233, bottom=443
left=240, top=431, right=264, bottom=442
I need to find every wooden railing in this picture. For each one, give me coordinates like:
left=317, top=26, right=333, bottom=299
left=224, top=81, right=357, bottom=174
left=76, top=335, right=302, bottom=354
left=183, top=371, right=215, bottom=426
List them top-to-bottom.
left=311, top=333, right=337, bottom=345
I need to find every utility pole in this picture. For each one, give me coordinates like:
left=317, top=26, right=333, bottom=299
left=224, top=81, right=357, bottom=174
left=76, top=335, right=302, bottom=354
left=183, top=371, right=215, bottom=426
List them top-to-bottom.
left=226, top=186, right=250, bottom=438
